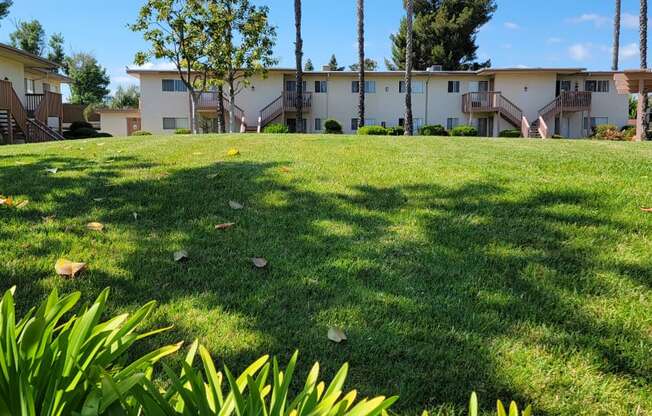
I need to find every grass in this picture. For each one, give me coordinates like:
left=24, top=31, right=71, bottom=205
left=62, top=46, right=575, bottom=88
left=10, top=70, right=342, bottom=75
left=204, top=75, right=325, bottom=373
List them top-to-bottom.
left=1, top=134, right=652, bottom=415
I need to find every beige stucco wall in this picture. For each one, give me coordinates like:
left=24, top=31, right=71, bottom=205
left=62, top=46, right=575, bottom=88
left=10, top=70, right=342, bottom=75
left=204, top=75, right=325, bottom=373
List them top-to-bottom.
left=0, top=58, right=25, bottom=103
left=24, top=70, right=63, bottom=94
left=493, top=73, right=557, bottom=122
left=100, top=111, right=140, bottom=137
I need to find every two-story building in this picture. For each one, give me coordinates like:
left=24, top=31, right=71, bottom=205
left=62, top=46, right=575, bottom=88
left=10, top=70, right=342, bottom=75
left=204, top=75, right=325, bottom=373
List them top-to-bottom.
left=0, top=42, right=69, bottom=144
left=101, top=66, right=629, bottom=139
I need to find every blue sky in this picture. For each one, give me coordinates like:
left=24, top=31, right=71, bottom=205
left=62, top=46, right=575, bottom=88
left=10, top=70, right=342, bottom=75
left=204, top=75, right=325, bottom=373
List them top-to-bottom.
left=1, top=0, right=643, bottom=96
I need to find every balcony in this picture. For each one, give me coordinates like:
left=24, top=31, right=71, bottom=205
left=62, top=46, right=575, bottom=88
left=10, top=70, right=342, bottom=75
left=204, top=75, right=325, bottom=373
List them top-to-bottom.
left=283, top=91, right=312, bottom=112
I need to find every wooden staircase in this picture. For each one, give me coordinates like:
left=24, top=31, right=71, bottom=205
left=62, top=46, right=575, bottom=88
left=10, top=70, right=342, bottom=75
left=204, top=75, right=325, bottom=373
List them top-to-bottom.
left=462, top=91, right=523, bottom=128
left=198, top=92, right=248, bottom=131
left=257, top=92, right=313, bottom=132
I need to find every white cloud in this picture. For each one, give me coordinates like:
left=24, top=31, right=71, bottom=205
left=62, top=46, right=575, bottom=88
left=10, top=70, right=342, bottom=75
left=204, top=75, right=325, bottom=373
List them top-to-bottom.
left=622, top=12, right=639, bottom=30
left=568, top=14, right=609, bottom=28
left=504, top=22, right=520, bottom=30
left=547, top=37, right=563, bottom=44
left=620, top=42, right=639, bottom=59
left=568, top=43, right=592, bottom=61
left=515, top=64, right=530, bottom=69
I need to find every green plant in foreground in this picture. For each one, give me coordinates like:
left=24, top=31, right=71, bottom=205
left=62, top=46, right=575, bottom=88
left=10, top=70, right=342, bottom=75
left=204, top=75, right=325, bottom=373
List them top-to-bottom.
left=263, top=123, right=290, bottom=134
left=0, top=286, right=180, bottom=415
left=128, top=341, right=398, bottom=416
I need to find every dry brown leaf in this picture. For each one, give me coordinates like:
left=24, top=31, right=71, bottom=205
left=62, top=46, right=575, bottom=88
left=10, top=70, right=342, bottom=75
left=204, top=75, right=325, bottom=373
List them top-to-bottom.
left=97, top=143, right=105, bottom=146
left=280, top=167, right=291, bottom=173
left=45, top=168, right=58, bottom=174
left=206, top=173, right=219, bottom=179
left=0, top=196, right=13, bottom=207
left=93, top=198, right=105, bottom=202
left=15, top=200, right=29, bottom=209
left=229, top=200, right=244, bottom=210
left=641, top=207, right=652, bottom=213
left=86, top=222, right=104, bottom=231
left=215, top=222, right=235, bottom=230
left=174, top=250, right=189, bottom=262
left=252, top=257, right=268, bottom=268
left=55, top=259, right=87, bottom=278
left=327, top=327, right=347, bottom=343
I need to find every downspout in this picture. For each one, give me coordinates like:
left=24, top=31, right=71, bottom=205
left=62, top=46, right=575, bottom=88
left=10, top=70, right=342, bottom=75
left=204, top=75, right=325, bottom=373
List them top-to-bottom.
left=425, top=73, right=431, bottom=125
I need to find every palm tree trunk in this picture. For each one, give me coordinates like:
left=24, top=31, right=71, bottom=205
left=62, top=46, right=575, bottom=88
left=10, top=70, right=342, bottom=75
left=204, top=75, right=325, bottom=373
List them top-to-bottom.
left=294, top=0, right=303, bottom=133
left=357, top=0, right=365, bottom=129
left=404, top=0, right=414, bottom=136
left=613, top=0, right=621, bottom=71
left=641, top=0, right=648, bottom=140
left=217, top=85, right=226, bottom=133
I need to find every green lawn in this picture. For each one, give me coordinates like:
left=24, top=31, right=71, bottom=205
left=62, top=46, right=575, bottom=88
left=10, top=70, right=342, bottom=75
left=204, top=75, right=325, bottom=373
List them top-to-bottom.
left=1, top=134, right=652, bottom=415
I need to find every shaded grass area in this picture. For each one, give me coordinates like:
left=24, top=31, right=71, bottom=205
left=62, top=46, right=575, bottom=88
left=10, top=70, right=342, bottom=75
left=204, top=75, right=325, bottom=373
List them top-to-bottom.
left=1, top=134, right=652, bottom=415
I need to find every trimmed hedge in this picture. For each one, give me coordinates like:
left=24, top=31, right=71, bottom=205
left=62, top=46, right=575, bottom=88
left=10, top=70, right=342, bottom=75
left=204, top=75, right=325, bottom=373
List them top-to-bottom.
left=324, top=119, right=343, bottom=134
left=69, top=120, right=94, bottom=131
left=263, top=123, right=290, bottom=134
left=420, top=124, right=448, bottom=136
left=450, top=124, right=478, bottom=137
left=357, top=125, right=389, bottom=135
left=387, top=126, right=405, bottom=136
left=174, top=128, right=192, bottom=135
left=498, top=129, right=521, bottom=138
left=132, top=130, right=152, bottom=136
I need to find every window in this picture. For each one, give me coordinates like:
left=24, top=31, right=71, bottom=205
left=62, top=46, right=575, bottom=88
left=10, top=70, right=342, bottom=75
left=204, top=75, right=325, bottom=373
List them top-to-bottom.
left=24, top=78, right=35, bottom=94
left=162, top=79, right=187, bottom=92
left=286, top=80, right=307, bottom=92
left=351, top=80, right=376, bottom=93
left=399, top=80, right=424, bottom=93
left=558, top=80, right=571, bottom=92
left=585, top=80, right=610, bottom=93
left=314, top=81, right=327, bottom=93
left=448, top=81, right=460, bottom=93
left=42, top=83, right=51, bottom=92
left=163, top=117, right=189, bottom=130
left=583, top=117, right=609, bottom=129
left=314, top=118, right=322, bottom=131
left=351, top=118, right=359, bottom=131
left=365, top=118, right=377, bottom=126
left=398, top=118, right=405, bottom=127
left=413, top=118, right=424, bottom=130
left=447, top=118, right=459, bottom=130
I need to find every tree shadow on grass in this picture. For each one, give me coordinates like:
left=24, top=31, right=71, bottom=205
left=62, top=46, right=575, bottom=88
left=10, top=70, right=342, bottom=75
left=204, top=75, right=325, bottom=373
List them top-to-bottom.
left=0, top=153, right=650, bottom=415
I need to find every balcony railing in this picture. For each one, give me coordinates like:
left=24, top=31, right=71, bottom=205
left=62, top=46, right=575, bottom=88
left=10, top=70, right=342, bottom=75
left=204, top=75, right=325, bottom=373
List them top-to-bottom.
left=283, top=91, right=312, bottom=111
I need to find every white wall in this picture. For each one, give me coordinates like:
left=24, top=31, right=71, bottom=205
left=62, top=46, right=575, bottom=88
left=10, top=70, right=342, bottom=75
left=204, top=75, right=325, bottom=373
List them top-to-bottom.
left=0, top=58, right=25, bottom=103
left=100, top=112, right=139, bottom=137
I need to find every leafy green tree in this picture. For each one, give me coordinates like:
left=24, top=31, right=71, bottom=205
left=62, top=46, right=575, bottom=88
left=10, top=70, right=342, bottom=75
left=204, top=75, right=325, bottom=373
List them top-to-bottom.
left=0, top=0, right=11, bottom=25
left=131, top=0, right=211, bottom=134
left=205, top=0, right=277, bottom=133
left=389, top=0, right=496, bottom=70
left=9, top=19, right=45, bottom=55
left=47, top=32, right=66, bottom=68
left=65, top=52, right=110, bottom=105
left=304, top=58, right=314, bottom=71
left=349, top=58, right=378, bottom=71
left=110, top=85, right=140, bottom=109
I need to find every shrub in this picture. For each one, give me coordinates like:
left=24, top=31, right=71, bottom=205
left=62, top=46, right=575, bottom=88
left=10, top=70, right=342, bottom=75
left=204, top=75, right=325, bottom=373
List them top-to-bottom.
left=324, top=118, right=343, bottom=134
left=69, top=120, right=94, bottom=131
left=263, top=123, right=289, bottom=134
left=420, top=124, right=448, bottom=136
left=450, top=124, right=478, bottom=137
left=593, top=124, right=625, bottom=141
left=357, top=125, right=389, bottom=135
left=621, top=125, right=636, bottom=140
left=387, top=126, right=405, bottom=136
left=70, top=127, right=98, bottom=139
left=175, top=128, right=192, bottom=135
left=498, top=129, right=522, bottom=138
left=132, top=130, right=152, bottom=136
left=94, top=132, right=113, bottom=138
left=0, top=286, right=179, bottom=415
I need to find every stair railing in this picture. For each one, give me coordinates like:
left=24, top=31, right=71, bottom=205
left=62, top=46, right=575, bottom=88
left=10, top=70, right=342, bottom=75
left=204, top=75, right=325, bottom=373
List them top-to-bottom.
left=258, top=95, right=283, bottom=131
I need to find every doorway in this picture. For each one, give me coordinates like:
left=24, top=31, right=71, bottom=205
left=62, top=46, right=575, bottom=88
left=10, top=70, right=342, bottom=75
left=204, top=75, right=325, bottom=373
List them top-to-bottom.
left=126, top=117, right=141, bottom=136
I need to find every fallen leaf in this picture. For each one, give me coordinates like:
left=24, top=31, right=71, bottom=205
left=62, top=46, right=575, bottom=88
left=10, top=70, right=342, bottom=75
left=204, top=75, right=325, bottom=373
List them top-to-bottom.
left=97, top=143, right=105, bottom=146
left=227, top=148, right=240, bottom=157
left=116, top=150, right=124, bottom=154
left=193, top=152, right=203, bottom=156
left=280, top=166, right=291, bottom=173
left=45, top=168, right=58, bottom=174
left=206, top=173, right=219, bottom=179
left=0, top=197, right=13, bottom=207
left=93, top=198, right=105, bottom=202
left=15, top=200, right=29, bottom=209
left=229, top=200, right=244, bottom=210
left=641, top=208, right=652, bottom=213
left=133, top=212, right=138, bottom=220
left=42, top=215, right=56, bottom=222
left=86, top=222, right=104, bottom=231
left=215, top=222, right=235, bottom=230
left=174, top=250, right=189, bottom=262
left=252, top=257, right=268, bottom=268
left=55, top=259, right=87, bottom=278
left=327, top=327, right=347, bottom=343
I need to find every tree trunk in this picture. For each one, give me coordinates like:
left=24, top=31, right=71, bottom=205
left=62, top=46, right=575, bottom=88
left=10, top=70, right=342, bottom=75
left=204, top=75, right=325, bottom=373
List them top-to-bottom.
left=295, top=0, right=303, bottom=133
left=357, top=0, right=365, bottom=129
left=404, top=0, right=414, bottom=136
left=613, top=0, right=621, bottom=71
left=642, top=0, right=648, bottom=139
left=228, top=77, right=236, bottom=134
left=217, top=85, right=226, bottom=134
left=190, top=91, right=200, bottom=135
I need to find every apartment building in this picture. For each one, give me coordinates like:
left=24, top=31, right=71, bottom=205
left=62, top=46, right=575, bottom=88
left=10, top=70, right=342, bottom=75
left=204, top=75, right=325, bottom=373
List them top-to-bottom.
left=0, top=42, right=68, bottom=144
left=102, top=66, right=629, bottom=138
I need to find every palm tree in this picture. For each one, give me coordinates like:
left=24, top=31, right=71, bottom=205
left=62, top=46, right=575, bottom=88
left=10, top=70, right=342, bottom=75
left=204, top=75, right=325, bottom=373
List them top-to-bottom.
left=294, top=0, right=303, bottom=133
left=357, top=0, right=365, bottom=130
left=404, top=0, right=414, bottom=136
left=613, top=0, right=621, bottom=71
left=641, top=0, right=648, bottom=139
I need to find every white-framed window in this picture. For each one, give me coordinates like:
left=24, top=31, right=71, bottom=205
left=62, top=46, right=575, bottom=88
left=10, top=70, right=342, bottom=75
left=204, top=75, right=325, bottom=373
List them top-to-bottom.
left=24, top=78, right=35, bottom=94
left=162, top=79, right=187, bottom=92
left=286, top=80, right=307, bottom=92
left=351, top=80, right=376, bottom=93
left=399, top=80, right=424, bottom=93
left=585, top=80, right=610, bottom=93
left=314, top=81, right=327, bottom=93
left=448, top=81, right=460, bottom=93
left=42, top=83, right=51, bottom=92
left=163, top=117, right=189, bottom=130
left=447, top=117, right=459, bottom=130
left=583, top=117, right=609, bottom=129
left=314, top=118, right=322, bottom=131
left=351, top=118, right=359, bottom=131
left=365, top=118, right=377, bottom=126
left=398, top=118, right=405, bottom=127
left=413, top=118, right=424, bottom=130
